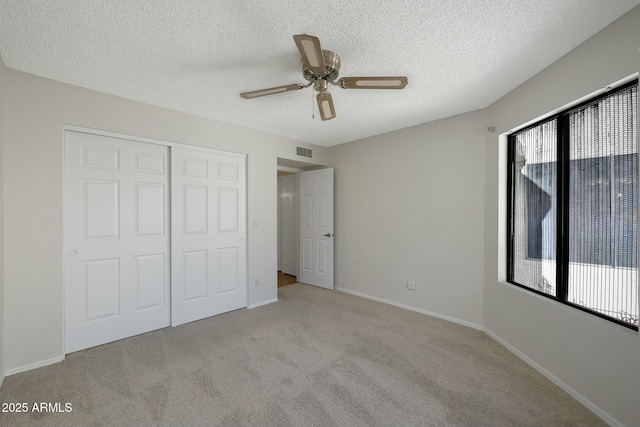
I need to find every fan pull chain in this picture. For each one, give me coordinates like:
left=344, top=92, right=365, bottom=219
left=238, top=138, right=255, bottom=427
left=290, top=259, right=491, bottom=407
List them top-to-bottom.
left=311, top=89, right=315, bottom=120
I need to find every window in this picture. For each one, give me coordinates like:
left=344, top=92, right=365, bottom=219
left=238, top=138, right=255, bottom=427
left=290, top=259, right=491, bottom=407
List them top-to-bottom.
left=507, top=80, right=638, bottom=329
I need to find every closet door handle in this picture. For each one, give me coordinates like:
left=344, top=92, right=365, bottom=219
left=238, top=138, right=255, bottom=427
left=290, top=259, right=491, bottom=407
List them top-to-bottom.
left=323, top=233, right=333, bottom=238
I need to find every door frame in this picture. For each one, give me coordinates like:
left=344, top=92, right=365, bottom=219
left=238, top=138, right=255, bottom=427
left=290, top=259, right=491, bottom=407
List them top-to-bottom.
left=62, top=125, right=248, bottom=353
left=276, top=159, right=333, bottom=288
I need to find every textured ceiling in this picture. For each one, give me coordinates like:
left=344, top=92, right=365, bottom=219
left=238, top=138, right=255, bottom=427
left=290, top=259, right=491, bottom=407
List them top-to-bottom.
left=1, top=1, right=638, bottom=147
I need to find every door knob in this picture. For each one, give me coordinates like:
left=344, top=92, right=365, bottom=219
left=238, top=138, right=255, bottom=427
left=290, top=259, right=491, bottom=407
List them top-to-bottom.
left=323, top=233, right=333, bottom=238
left=69, top=250, right=78, bottom=256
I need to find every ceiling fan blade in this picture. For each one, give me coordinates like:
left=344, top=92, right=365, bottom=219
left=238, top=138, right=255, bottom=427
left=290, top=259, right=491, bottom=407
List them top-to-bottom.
left=293, top=34, right=326, bottom=75
left=338, top=76, right=408, bottom=89
left=240, top=84, right=303, bottom=99
left=316, top=92, right=336, bottom=121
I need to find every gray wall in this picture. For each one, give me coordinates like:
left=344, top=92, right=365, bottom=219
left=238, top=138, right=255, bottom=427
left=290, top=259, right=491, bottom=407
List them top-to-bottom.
left=330, top=6, right=640, bottom=426
left=483, top=7, right=640, bottom=427
left=0, top=57, right=5, bottom=388
left=1, top=64, right=327, bottom=374
left=329, top=109, right=487, bottom=327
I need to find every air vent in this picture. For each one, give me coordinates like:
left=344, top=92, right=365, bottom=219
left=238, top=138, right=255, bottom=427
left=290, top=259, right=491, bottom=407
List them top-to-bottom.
left=296, top=147, right=312, bottom=158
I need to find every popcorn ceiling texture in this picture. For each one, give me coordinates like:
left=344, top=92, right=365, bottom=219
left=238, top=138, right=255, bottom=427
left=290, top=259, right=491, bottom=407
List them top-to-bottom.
left=0, top=0, right=637, bottom=146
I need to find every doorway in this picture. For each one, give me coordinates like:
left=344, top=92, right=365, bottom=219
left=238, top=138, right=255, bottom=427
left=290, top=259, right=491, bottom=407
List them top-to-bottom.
left=276, top=158, right=335, bottom=290
left=277, top=168, right=299, bottom=287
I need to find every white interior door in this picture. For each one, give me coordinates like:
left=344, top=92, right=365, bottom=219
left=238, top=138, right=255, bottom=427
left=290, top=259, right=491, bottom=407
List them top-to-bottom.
left=64, top=131, right=170, bottom=353
left=171, top=147, right=247, bottom=326
left=299, top=168, right=334, bottom=289
left=278, top=174, right=299, bottom=276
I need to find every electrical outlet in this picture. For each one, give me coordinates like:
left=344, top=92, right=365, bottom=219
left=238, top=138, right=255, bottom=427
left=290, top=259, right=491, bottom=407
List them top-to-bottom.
left=407, top=280, right=416, bottom=290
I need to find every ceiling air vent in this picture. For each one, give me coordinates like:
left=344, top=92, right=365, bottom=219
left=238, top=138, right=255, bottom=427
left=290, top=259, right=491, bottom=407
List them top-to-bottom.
left=296, top=147, right=312, bottom=158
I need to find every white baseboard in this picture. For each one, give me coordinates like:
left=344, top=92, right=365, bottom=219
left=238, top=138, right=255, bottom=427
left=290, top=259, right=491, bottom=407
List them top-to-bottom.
left=334, top=286, right=619, bottom=426
left=335, top=287, right=484, bottom=330
left=248, top=298, right=278, bottom=309
left=5, top=300, right=279, bottom=377
left=484, top=328, right=622, bottom=427
left=5, top=355, right=65, bottom=377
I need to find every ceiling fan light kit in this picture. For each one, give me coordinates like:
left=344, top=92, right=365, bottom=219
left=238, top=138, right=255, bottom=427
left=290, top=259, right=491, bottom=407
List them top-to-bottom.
left=240, top=34, right=408, bottom=121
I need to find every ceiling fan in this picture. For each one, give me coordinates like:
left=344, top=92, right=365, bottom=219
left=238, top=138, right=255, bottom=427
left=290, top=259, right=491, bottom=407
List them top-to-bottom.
left=240, top=34, right=408, bottom=121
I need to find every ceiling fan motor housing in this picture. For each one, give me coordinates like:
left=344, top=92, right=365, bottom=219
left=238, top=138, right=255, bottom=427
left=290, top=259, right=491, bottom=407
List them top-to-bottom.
left=303, top=50, right=340, bottom=83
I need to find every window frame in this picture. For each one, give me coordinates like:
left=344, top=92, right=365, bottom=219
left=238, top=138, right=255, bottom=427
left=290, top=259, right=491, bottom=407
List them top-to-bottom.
left=506, top=79, right=639, bottom=330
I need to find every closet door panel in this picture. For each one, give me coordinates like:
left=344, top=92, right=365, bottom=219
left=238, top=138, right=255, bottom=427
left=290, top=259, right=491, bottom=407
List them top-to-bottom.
left=65, top=131, right=170, bottom=353
left=171, top=147, right=247, bottom=326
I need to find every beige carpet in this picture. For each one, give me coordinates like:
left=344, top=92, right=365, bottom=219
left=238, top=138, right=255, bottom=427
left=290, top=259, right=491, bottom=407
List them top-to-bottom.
left=0, top=284, right=603, bottom=426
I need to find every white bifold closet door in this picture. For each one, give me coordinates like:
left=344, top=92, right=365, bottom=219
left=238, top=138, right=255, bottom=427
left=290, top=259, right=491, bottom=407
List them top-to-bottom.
left=64, top=131, right=171, bottom=353
left=65, top=131, right=247, bottom=353
left=170, top=147, right=247, bottom=327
